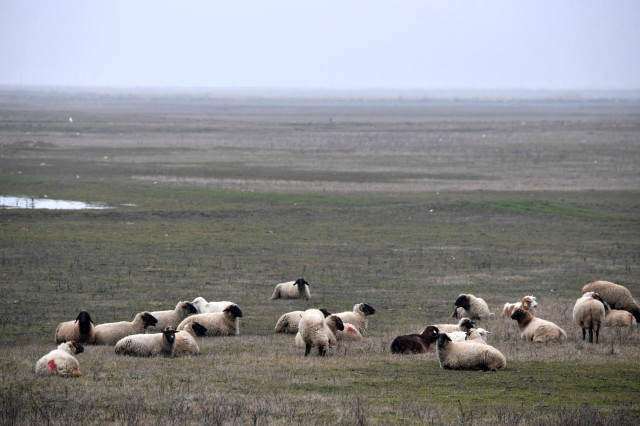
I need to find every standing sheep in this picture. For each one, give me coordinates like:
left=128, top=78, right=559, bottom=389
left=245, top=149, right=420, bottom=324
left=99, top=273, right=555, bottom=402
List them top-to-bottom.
left=270, top=277, right=310, bottom=300
left=582, top=281, right=640, bottom=322
left=573, top=292, right=606, bottom=344
left=452, top=294, right=491, bottom=320
left=191, top=296, right=235, bottom=313
left=502, top=296, right=538, bottom=318
left=147, top=301, right=197, bottom=332
left=335, top=303, right=376, bottom=334
left=177, top=304, right=243, bottom=336
left=605, top=307, right=637, bottom=329
left=295, top=308, right=333, bottom=356
left=510, top=308, right=566, bottom=343
left=274, top=310, right=305, bottom=334
left=54, top=311, right=95, bottom=344
left=93, top=312, right=158, bottom=345
left=324, top=313, right=345, bottom=347
left=433, top=317, right=476, bottom=334
left=172, top=322, right=208, bottom=357
left=390, top=326, right=439, bottom=354
left=114, top=327, right=177, bottom=357
left=464, top=328, right=490, bottom=345
left=436, top=333, right=506, bottom=371
left=35, top=341, right=84, bottom=377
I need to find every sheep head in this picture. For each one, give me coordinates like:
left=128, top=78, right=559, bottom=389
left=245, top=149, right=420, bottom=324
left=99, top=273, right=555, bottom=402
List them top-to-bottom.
left=294, top=277, right=309, bottom=287
left=454, top=294, right=471, bottom=311
left=522, top=296, right=538, bottom=310
left=183, top=301, right=198, bottom=314
left=359, top=303, right=376, bottom=316
left=224, top=304, right=243, bottom=318
left=318, top=308, right=331, bottom=317
left=511, top=308, right=532, bottom=324
left=140, top=312, right=158, bottom=329
left=329, top=315, right=344, bottom=331
left=459, top=318, right=475, bottom=332
left=190, top=322, right=208, bottom=336
left=422, top=326, right=439, bottom=342
left=162, top=327, right=176, bottom=346
left=437, top=332, right=452, bottom=348
left=69, top=341, right=84, bottom=355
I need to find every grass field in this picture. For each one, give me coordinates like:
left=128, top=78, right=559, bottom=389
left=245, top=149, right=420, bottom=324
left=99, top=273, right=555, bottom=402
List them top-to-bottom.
left=1, top=90, right=639, bottom=424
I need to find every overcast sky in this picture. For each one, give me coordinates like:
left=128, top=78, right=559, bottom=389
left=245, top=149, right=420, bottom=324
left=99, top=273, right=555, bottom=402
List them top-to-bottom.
left=1, top=1, right=639, bottom=90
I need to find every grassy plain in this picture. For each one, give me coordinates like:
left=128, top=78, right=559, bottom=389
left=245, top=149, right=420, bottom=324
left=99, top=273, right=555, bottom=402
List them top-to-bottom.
left=1, top=90, right=639, bottom=424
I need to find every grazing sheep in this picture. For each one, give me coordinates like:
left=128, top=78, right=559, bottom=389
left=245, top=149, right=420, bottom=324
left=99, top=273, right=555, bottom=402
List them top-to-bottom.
left=270, top=277, right=310, bottom=300
left=582, top=281, right=640, bottom=322
left=573, top=292, right=607, bottom=344
left=452, top=294, right=491, bottom=320
left=191, top=296, right=235, bottom=313
left=502, top=296, right=538, bottom=318
left=148, top=301, right=197, bottom=332
left=335, top=303, right=376, bottom=334
left=177, top=304, right=243, bottom=336
left=605, top=307, right=637, bottom=329
left=295, top=308, right=334, bottom=356
left=510, top=308, right=566, bottom=343
left=274, top=310, right=305, bottom=334
left=54, top=311, right=95, bottom=344
left=304, top=311, right=345, bottom=348
left=93, top=312, right=158, bottom=345
left=434, top=317, right=476, bottom=334
left=172, top=322, right=208, bottom=357
left=335, top=322, right=364, bottom=342
left=390, top=326, right=439, bottom=354
left=114, top=327, right=177, bottom=357
left=464, top=328, right=490, bottom=345
left=436, top=333, right=506, bottom=371
left=35, top=341, right=84, bottom=377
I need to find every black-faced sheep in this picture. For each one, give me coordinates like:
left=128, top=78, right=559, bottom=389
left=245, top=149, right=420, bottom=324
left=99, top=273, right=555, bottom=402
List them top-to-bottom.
left=270, top=277, right=310, bottom=300
left=582, top=280, right=640, bottom=322
left=573, top=292, right=607, bottom=344
left=452, top=294, right=490, bottom=320
left=502, top=295, right=538, bottom=318
left=191, top=296, right=235, bottom=313
left=147, top=301, right=197, bottom=332
left=335, top=303, right=376, bottom=334
left=176, top=304, right=243, bottom=336
left=295, top=308, right=333, bottom=356
left=510, top=308, right=566, bottom=343
left=274, top=310, right=305, bottom=334
left=54, top=311, right=95, bottom=344
left=94, top=312, right=158, bottom=345
left=434, top=317, right=476, bottom=334
left=172, top=322, right=207, bottom=357
left=390, top=326, right=439, bottom=354
left=114, top=327, right=177, bottom=357
left=436, top=333, right=506, bottom=371
left=35, top=341, right=84, bottom=377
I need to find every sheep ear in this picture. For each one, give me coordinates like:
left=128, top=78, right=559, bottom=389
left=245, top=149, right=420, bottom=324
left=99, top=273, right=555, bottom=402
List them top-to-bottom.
left=318, top=308, right=331, bottom=317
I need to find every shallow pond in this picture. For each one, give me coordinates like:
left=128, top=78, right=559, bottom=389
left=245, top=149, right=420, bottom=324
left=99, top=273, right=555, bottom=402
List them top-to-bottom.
left=0, top=195, right=112, bottom=210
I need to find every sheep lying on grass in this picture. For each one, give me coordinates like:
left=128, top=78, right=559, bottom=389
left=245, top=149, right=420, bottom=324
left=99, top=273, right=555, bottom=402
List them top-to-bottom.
left=270, top=277, right=310, bottom=300
left=582, top=281, right=640, bottom=323
left=573, top=292, right=606, bottom=344
left=452, top=294, right=490, bottom=320
left=502, top=296, right=538, bottom=318
left=191, top=297, right=235, bottom=313
left=148, top=301, right=197, bottom=332
left=335, top=303, right=376, bottom=334
left=177, top=304, right=243, bottom=336
left=295, top=308, right=334, bottom=356
left=510, top=308, right=566, bottom=343
left=274, top=310, right=304, bottom=334
left=55, top=311, right=95, bottom=344
left=94, top=312, right=158, bottom=345
left=434, top=317, right=475, bottom=334
left=173, top=322, right=207, bottom=357
left=335, top=322, right=363, bottom=342
left=390, top=326, right=439, bottom=354
left=115, top=327, right=177, bottom=357
left=465, top=328, right=490, bottom=345
left=436, top=333, right=506, bottom=371
left=35, top=341, right=84, bottom=377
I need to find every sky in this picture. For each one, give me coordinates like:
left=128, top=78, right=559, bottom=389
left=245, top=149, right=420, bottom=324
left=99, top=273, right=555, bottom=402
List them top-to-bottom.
left=1, top=1, right=639, bottom=91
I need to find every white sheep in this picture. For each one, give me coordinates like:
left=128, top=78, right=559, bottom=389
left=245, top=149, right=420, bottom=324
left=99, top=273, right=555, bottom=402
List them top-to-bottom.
left=270, top=277, right=310, bottom=300
left=582, top=281, right=640, bottom=323
left=573, top=292, right=606, bottom=344
left=452, top=294, right=491, bottom=320
left=502, top=295, right=538, bottom=318
left=191, top=296, right=235, bottom=313
left=147, top=301, right=197, bottom=332
left=335, top=303, right=376, bottom=334
left=177, top=304, right=243, bottom=336
left=295, top=308, right=333, bottom=356
left=510, top=308, right=566, bottom=343
left=605, top=308, right=637, bottom=329
left=274, top=310, right=305, bottom=334
left=54, top=311, right=95, bottom=344
left=93, top=312, right=158, bottom=345
left=434, top=317, right=476, bottom=333
left=172, top=322, right=208, bottom=357
left=335, top=322, right=363, bottom=342
left=114, top=327, right=177, bottom=357
left=464, top=328, right=490, bottom=345
left=446, top=331, right=468, bottom=342
left=436, top=333, right=506, bottom=371
left=35, top=341, right=84, bottom=377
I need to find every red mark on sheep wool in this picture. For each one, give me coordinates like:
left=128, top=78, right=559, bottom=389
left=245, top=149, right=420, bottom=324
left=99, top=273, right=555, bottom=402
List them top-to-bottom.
left=347, top=325, right=358, bottom=334
left=47, top=359, right=57, bottom=375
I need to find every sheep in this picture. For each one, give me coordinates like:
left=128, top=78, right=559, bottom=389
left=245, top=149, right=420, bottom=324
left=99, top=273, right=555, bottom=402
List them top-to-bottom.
left=270, top=277, right=310, bottom=300
left=582, top=280, right=640, bottom=322
left=573, top=292, right=607, bottom=344
left=452, top=294, right=491, bottom=320
left=502, top=295, right=538, bottom=318
left=191, top=296, right=235, bottom=313
left=147, top=301, right=197, bottom=332
left=335, top=303, right=376, bottom=334
left=177, top=304, right=243, bottom=336
left=605, top=307, right=637, bottom=329
left=295, top=308, right=334, bottom=356
left=510, top=308, right=566, bottom=343
left=274, top=310, right=305, bottom=334
left=54, top=311, right=95, bottom=344
left=93, top=312, right=158, bottom=345
left=433, top=317, right=476, bottom=334
left=172, top=322, right=208, bottom=357
left=335, top=322, right=364, bottom=342
left=390, top=326, right=439, bottom=354
left=114, top=327, right=177, bottom=357
left=464, top=328, right=490, bottom=345
left=436, top=333, right=506, bottom=371
left=35, top=341, right=84, bottom=377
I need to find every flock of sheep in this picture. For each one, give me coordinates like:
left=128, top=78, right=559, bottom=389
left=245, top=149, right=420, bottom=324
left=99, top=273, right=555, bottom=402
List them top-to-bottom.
left=35, top=278, right=639, bottom=377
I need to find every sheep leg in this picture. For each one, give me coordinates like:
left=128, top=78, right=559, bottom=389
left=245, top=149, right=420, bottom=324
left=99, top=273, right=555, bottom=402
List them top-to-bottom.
left=582, top=328, right=586, bottom=341
left=588, top=328, right=593, bottom=343
left=595, top=329, right=599, bottom=344
left=304, top=343, right=311, bottom=357
left=318, top=346, right=326, bottom=356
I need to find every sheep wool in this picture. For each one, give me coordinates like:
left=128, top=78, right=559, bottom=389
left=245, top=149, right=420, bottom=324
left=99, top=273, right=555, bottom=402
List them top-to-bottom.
left=270, top=278, right=310, bottom=300
left=582, top=281, right=640, bottom=323
left=573, top=292, right=606, bottom=344
left=452, top=294, right=491, bottom=320
left=191, top=296, right=235, bottom=313
left=502, top=296, right=538, bottom=318
left=148, top=301, right=197, bottom=332
left=335, top=303, right=376, bottom=334
left=177, top=304, right=243, bottom=336
left=295, top=308, right=333, bottom=356
left=510, top=308, right=566, bottom=343
left=605, top=308, right=637, bottom=329
left=274, top=310, right=305, bottom=334
left=55, top=311, right=95, bottom=344
left=93, top=312, right=158, bottom=346
left=324, top=314, right=345, bottom=347
left=434, top=317, right=476, bottom=334
left=172, top=322, right=207, bottom=357
left=335, top=322, right=363, bottom=342
left=390, top=326, right=439, bottom=354
left=115, top=327, right=177, bottom=357
left=464, top=328, right=490, bottom=345
left=436, top=333, right=506, bottom=371
left=35, top=341, right=84, bottom=377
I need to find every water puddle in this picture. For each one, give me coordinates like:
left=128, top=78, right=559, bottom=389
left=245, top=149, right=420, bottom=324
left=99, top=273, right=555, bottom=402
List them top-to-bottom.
left=1, top=195, right=114, bottom=210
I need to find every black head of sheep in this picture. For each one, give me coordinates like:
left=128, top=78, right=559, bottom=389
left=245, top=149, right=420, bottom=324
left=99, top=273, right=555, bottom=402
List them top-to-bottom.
left=294, top=278, right=309, bottom=287
left=454, top=294, right=471, bottom=311
left=184, top=302, right=198, bottom=314
left=224, top=304, right=243, bottom=318
left=361, top=304, right=376, bottom=316
left=319, top=308, right=331, bottom=317
left=75, top=311, right=94, bottom=337
left=141, top=312, right=158, bottom=328
left=333, top=316, right=344, bottom=331
left=460, top=318, right=475, bottom=332
left=191, top=322, right=208, bottom=336
left=162, top=327, right=176, bottom=346
left=70, top=341, right=84, bottom=355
